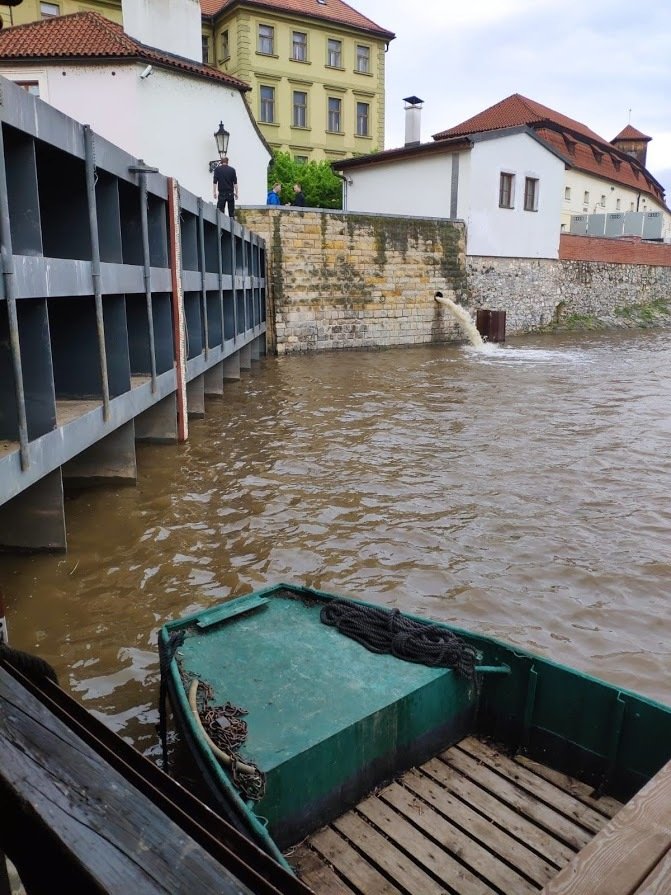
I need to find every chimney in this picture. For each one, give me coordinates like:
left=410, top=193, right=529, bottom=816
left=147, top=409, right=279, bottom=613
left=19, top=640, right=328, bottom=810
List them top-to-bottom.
left=122, top=0, right=202, bottom=63
left=403, top=96, right=424, bottom=147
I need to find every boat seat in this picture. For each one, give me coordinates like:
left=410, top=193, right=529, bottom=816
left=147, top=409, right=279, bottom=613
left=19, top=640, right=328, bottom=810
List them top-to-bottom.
left=540, top=758, right=671, bottom=894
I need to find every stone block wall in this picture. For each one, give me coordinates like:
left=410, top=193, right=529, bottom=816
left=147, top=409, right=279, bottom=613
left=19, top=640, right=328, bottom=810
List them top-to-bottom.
left=237, top=208, right=469, bottom=354
left=237, top=208, right=671, bottom=352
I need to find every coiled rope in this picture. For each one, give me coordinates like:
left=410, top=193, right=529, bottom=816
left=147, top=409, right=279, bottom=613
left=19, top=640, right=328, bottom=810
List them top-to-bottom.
left=320, top=599, right=478, bottom=681
left=0, top=643, right=58, bottom=684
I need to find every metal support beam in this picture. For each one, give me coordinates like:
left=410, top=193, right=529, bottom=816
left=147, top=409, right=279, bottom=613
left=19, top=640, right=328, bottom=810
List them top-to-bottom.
left=84, top=125, right=111, bottom=421
left=0, top=127, right=29, bottom=470
left=138, top=170, right=158, bottom=393
left=167, top=178, right=188, bottom=442
left=198, top=199, right=209, bottom=357
left=239, top=343, right=252, bottom=371
left=222, top=353, right=241, bottom=381
left=204, top=362, right=224, bottom=396
left=186, top=374, right=205, bottom=418
left=135, top=394, right=178, bottom=443
left=62, top=421, right=137, bottom=487
left=0, top=470, right=66, bottom=552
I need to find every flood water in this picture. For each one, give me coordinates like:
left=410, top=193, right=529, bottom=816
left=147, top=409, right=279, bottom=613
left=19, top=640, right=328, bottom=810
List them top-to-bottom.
left=2, top=328, right=670, bottom=759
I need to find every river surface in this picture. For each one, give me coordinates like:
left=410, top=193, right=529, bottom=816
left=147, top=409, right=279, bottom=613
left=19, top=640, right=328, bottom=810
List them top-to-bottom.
left=2, top=328, right=670, bottom=758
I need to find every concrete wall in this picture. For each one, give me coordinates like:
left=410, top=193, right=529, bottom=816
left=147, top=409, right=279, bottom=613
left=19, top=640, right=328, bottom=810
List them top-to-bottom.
left=239, top=209, right=671, bottom=354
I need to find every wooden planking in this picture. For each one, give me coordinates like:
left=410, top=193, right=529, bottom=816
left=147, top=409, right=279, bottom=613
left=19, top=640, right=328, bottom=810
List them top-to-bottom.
left=0, top=667, right=257, bottom=895
left=458, top=739, right=609, bottom=834
left=442, top=747, right=593, bottom=850
left=514, top=755, right=623, bottom=820
left=421, top=756, right=575, bottom=868
left=540, top=759, right=671, bottom=895
left=399, top=767, right=556, bottom=886
left=371, top=782, right=537, bottom=895
left=357, top=785, right=502, bottom=895
left=332, top=810, right=450, bottom=895
left=309, top=826, right=404, bottom=895
left=291, top=846, right=357, bottom=895
left=634, top=848, right=671, bottom=895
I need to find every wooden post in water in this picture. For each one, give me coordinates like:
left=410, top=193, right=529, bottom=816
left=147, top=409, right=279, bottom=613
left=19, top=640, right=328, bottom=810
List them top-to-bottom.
left=476, top=309, right=507, bottom=343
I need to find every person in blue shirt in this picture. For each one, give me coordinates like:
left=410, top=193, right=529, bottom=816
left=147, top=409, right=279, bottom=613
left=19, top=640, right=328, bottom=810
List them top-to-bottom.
left=267, top=182, right=281, bottom=205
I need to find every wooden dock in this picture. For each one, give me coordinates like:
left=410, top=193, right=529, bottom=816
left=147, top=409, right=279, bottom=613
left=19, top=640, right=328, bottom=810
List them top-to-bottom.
left=292, top=736, right=670, bottom=895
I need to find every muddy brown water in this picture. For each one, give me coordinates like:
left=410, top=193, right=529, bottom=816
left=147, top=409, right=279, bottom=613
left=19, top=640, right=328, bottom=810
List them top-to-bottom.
left=2, top=329, right=670, bottom=760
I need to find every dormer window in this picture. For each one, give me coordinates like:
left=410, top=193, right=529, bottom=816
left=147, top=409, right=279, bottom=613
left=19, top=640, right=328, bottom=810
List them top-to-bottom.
left=563, top=135, right=576, bottom=156
left=591, top=146, right=603, bottom=163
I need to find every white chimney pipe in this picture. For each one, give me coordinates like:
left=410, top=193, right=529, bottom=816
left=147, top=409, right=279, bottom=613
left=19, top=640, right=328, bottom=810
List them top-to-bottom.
left=403, top=95, right=424, bottom=147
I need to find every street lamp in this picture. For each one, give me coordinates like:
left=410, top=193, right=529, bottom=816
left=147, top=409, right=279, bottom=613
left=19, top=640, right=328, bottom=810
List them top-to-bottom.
left=209, top=121, right=230, bottom=172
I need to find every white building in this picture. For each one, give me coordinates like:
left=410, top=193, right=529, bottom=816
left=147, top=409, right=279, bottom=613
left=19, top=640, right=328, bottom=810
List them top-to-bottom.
left=0, top=0, right=271, bottom=203
left=335, top=95, right=671, bottom=258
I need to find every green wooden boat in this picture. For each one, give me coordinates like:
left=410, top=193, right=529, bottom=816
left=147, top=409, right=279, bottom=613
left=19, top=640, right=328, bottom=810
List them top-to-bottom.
left=159, top=583, right=671, bottom=888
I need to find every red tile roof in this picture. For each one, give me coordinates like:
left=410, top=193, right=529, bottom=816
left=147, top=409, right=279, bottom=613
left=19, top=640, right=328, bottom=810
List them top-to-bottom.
left=201, top=0, right=394, bottom=40
left=0, top=12, right=249, bottom=90
left=433, top=93, right=606, bottom=143
left=434, top=94, right=664, bottom=205
left=612, top=124, right=651, bottom=142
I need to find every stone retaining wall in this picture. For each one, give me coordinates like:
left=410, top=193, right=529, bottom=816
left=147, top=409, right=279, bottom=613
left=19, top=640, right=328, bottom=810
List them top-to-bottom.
left=237, top=208, right=671, bottom=352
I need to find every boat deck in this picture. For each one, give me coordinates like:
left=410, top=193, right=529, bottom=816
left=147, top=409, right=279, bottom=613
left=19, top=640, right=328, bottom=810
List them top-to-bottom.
left=290, top=736, right=625, bottom=895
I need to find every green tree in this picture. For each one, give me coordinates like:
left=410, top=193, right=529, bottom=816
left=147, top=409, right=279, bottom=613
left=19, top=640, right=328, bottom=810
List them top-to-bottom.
left=267, top=151, right=342, bottom=209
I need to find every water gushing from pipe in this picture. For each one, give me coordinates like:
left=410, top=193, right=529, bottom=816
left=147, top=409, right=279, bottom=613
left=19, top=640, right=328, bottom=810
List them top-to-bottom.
left=434, top=294, right=484, bottom=348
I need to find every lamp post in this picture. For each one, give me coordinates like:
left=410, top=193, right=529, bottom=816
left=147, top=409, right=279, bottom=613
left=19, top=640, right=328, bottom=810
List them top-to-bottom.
left=209, top=121, right=230, bottom=173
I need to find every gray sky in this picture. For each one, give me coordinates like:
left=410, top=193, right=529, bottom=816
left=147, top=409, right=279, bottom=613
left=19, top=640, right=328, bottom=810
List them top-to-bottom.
left=356, top=0, right=671, bottom=201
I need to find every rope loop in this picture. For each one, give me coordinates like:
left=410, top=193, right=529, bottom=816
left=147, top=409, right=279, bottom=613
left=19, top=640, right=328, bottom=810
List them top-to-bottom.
left=320, top=599, right=478, bottom=680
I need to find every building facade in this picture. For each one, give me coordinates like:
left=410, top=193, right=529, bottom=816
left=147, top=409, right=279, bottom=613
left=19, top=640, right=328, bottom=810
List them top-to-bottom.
left=2, top=0, right=394, bottom=163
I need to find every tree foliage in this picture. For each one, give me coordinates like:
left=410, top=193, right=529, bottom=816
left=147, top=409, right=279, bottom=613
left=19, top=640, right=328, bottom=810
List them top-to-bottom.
left=267, top=151, right=343, bottom=209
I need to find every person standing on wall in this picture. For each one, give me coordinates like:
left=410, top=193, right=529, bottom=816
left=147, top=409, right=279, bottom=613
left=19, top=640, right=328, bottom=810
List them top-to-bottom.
left=213, top=157, right=238, bottom=217
left=267, top=182, right=282, bottom=205
left=291, top=183, right=305, bottom=207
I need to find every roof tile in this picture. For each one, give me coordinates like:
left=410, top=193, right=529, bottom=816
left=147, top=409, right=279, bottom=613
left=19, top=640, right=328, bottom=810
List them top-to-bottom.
left=201, top=0, right=394, bottom=40
left=0, top=11, right=249, bottom=90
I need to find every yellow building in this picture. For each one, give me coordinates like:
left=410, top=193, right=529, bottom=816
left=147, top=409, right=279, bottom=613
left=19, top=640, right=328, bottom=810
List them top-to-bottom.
left=2, top=0, right=395, bottom=163
left=201, top=0, right=394, bottom=162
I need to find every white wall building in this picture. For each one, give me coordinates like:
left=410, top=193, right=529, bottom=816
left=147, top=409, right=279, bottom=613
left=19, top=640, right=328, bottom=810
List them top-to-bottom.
left=0, top=4, right=271, bottom=204
left=338, top=127, right=565, bottom=259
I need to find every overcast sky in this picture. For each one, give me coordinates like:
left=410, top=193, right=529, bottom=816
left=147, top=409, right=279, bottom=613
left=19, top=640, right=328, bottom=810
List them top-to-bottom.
left=355, top=0, right=671, bottom=200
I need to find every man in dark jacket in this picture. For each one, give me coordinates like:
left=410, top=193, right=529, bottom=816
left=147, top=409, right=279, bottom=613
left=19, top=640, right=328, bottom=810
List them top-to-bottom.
left=212, top=157, right=238, bottom=217
left=291, top=183, right=305, bottom=206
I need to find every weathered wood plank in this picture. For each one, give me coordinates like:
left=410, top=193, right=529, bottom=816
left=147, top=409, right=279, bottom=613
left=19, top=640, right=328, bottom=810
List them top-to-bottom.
left=0, top=668, right=255, bottom=895
left=459, top=739, right=608, bottom=834
left=442, top=747, right=593, bottom=850
left=515, top=755, right=623, bottom=819
left=422, top=756, right=575, bottom=867
left=540, top=759, right=671, bottom=895
left=400, top=767, right=556, bottom=886
left=370, top=783, right=535, bottom=895
left=333, top=810, right=449, bottom=895
left=309, top=826, right=403, bottom=895
left=290, top=846, right=357, bottom=895
left=634, top=847, right=671, bottom=894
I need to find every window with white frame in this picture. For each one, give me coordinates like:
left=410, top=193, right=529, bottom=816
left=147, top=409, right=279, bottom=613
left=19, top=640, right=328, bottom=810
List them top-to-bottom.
left=40, top=2, right=59, bottom=16
left=258, top=24, right=274, bottom=55
left=221, top=30, right=230, bottom=61
left=292, top=31, right=307, bottom=61
left=202, top=35, right=210, bottom=64
left=327, top=39, right=342, bottom=67
left=355, top=44, right=370, bottom=73
left=260, top=85, right=275, bottom=123
left=293, top=91, right=307, bottom=128
left=327, top=97, right=341, bottom=132
left=356, top=101, right=369, bottom=137
left=499, top=172, right=514, bottom=209
left=524, top=177, right=539, bottom=212
left=564, top=186, right=571, bottom=201
left=583, top=190, right=589, bottom=204
left=600, top=194, right=606, bottom=206
left=616, top=198, right=621, bottom=210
